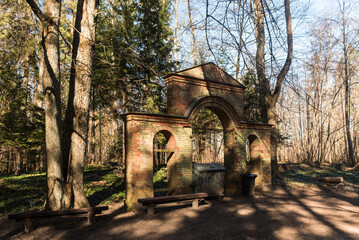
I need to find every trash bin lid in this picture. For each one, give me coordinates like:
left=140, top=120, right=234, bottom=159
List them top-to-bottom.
left=193, top=163, right=225, bottom=172
left=241, top=173, right=257, bottom=178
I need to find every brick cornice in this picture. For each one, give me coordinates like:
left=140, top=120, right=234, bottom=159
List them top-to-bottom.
left=165, top=75, right=245, bottom=93
left=121, top=112, right=191, bottom=126
left=238, top=121, right=272, bottom=130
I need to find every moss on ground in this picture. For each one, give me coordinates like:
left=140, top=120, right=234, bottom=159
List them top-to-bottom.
left=278, top=163, right=359, bottom=188
left=0, top=165, right=125, bottom=216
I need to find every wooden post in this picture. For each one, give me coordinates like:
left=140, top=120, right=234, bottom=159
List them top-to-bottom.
left=317, top=177, right=343, bottom=183
left=192, top=198, right=199, bottom=209
left=148, top=205, right=155, bottom=216
left=88, top=209, right=95, bottom=225
left=24, top=218, right=33, bottom=233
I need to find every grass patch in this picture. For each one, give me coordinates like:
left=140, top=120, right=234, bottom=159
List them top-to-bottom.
left=278, top=163, right=359, bottom=188
left=0, top=165, right=125, bottom=216
left=84, top=165, right=125, bottom=206
left=153, top=167, right=167, bottom=197
left=0, top=171, right=47, bottom=215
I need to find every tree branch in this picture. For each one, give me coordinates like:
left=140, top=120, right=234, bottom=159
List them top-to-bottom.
left=25, top=0, right=50, bottom=24
left=272, top=0, right=293, bottom=103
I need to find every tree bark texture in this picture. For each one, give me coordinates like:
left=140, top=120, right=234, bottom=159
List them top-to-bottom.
left=40, top=0, right=65, bottom=211
left=69, top=0, right=99, bottom=208
left=174, top=0, right=179, bottom=70
left=187, top=0, right=198, bottom=65
left=342, top=15, right=356, bottom=166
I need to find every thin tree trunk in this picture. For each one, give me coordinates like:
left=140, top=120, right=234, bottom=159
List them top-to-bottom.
left=174, top=0, right=179, bottom=70
left=187, top=0, right=197, bottom=65
left=235, top=5, right=246, bottom=81
left=343, top=21, right=356, bottom=166
left=99, top=115, right=103, bottom=164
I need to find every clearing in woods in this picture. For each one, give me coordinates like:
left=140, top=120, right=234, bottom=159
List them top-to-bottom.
left=0, top=163, right=358, bottom=240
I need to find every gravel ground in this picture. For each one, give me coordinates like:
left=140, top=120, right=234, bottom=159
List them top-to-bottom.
left=1, top=184, right=358, bottom=240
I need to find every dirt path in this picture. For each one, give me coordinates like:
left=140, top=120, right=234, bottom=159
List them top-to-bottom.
left=1, top=185, right=358, bottom=240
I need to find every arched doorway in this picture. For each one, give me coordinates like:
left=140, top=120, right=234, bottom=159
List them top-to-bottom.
left=188, top=97, right=239, bottom=195
left=192, top=108, right=224, bottom=164
left=153, top=130, right=176, bottom=196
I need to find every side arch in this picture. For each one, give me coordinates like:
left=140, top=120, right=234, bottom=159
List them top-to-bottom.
left=153, top=129, right=177, bottom=196
left=245, top=133, right=268, bottom=189
left=247, top=135, right=262, bottom=174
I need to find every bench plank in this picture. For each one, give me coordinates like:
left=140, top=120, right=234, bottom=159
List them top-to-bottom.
left=138, top=193, right=208, bottom=205
left=138, top=193, right=209, bottom=215
left=8, top=206, right=108, bottom=219
left=8, top=206, right=108, bottom=233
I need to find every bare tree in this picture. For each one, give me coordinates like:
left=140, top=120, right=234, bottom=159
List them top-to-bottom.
left=252, top=0, right=293, bottom=177
left=339, top=1, right=356, bottom=166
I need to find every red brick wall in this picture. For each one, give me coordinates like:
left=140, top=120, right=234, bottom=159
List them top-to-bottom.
left=165, top=76, right=244, bottom=120
left=122, top=114, right=193, bottom=209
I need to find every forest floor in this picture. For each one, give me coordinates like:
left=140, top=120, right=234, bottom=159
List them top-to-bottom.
left=0, top=163, right=358, bottom=239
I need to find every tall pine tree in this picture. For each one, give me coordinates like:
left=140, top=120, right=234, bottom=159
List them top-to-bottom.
left=93, top=0, right=173, bottom=114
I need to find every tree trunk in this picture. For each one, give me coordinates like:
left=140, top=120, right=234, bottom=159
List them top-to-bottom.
left=25, top=0, right=66, bottom=210
left=43, top=0, right=66, bottom=210
left=69, top=0, right=99, bottom=208
left=174, top=0, right=179, bottom=70
left=187, top=0, right=198, bottom=65
left=253, top=0, right=269, bottom=123
left=342, top=7, right=356, bottom=166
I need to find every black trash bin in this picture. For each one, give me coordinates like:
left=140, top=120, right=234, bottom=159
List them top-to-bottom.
left=242, top=174, right=257, bottom=197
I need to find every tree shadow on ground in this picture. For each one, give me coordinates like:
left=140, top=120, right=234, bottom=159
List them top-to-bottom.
left=280, top=163, right=359, bottom=186
left=5, top=182, right=358, bottom=240
left=316, top=184, right=359, bottom=207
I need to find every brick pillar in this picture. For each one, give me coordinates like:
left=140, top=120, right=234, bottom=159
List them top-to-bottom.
left=124, top=121, right=154, bottom=210
left=168, top=126, right=193, bottom=194
left=223, top=129, right=238, bottom=195
left=233, top=131, right=248, bottom=191
left=260, top=133, right=271, bottom=188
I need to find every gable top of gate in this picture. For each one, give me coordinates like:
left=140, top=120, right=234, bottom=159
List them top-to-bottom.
left=164, top=62, right=245, bottom=88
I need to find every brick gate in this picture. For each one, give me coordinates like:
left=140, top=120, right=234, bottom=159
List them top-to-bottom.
left=121, top=63, right=271, bottom=209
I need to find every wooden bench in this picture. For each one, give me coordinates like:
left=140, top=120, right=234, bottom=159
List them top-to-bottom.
left=138, top=193, right=208, bottom=216
left=8, top=206, right=108, bottom=233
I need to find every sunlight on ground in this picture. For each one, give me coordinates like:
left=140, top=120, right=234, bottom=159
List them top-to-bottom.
left=108, top=207, right=201, bottom=239
left=237, top=207, right=256, bottom=216
left=303, top=223, right=333, bottom=238
left=274, top=228, right=299, bottom=240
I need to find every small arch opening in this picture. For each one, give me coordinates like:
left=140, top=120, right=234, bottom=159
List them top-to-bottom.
left=153, top=130, right=176, bottom=196
left=247, top=135, right=261, bottom=175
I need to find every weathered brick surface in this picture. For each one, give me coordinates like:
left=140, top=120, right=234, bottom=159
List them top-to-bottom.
left=122, top=63, right=272, bottom=209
